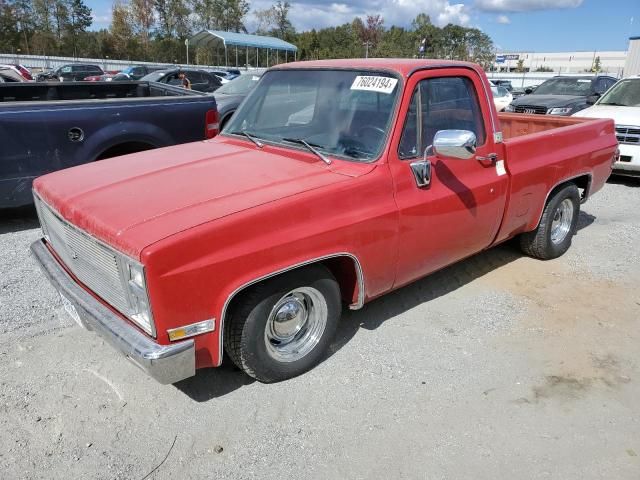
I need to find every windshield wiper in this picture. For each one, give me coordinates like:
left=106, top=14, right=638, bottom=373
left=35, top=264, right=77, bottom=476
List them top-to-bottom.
left=229, top=130, right=264, bottom=148
left=282, top=138, right=332, bottom=165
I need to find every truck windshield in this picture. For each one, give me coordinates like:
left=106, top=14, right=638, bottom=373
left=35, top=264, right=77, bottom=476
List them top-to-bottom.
left=224, top=69, right=400, bottom=162
left=533, top=78, right=593, bottom=96
left=597, top=79, right=640, bottom=107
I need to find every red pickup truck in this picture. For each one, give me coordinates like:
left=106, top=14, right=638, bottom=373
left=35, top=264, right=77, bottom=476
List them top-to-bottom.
left=31, top=59, right=617, bottom=384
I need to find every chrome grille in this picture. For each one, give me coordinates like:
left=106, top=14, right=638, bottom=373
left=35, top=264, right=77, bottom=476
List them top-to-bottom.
left=513, top=105, right=548, bottom=115
left=615, top=125, right=640, bottom=145
left=35, top=197, right=131, bottom=316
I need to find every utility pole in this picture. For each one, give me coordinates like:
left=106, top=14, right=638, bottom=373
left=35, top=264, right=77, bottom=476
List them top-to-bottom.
left=185, top=38, right=189, bottom=65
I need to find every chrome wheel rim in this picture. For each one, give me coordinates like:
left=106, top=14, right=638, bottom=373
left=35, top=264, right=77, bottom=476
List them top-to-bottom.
left=550, top=198, right=574, bottom=244
left=264, top=287, right=328, bottom=363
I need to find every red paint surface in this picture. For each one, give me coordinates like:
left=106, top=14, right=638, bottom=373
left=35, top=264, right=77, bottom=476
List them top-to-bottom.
left=33, top=59, right=617, bottom=369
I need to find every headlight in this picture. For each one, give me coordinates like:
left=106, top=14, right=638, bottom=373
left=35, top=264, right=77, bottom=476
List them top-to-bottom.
left=505, top=104, right=515, bottom=112
left=547, top=107, right=573, bottom=115
left=120, top=257, right=155, bottom=336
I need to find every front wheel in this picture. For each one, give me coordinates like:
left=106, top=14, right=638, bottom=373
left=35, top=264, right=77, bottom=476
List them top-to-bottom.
left=519, top=183, right=580, bottom=260
left=224, top=265, right=341, bottom=382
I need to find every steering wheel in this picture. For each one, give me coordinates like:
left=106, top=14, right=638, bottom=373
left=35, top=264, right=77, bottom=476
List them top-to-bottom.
left=356, top=125, right=386, bottom=140
left=338, top=137, right=371, bottom=158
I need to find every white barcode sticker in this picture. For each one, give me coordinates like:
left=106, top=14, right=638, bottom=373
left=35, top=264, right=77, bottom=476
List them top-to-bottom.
left=351, top=76, right=398, bottom=94
left=496, top=160, right=506, bottom=176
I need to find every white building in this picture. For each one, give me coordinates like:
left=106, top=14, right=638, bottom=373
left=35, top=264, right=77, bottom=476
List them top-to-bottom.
left=625, top=36, right=640, bottom=76
left=493, top=50, right=627, bottom=76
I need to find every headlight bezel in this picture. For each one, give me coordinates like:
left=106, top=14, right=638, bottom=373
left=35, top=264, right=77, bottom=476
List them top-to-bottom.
left=547, top=107, right=573, bottom=115
left=118, top=256, right=156, bottom=337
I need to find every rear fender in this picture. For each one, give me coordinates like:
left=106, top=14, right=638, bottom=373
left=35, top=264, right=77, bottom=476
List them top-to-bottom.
left=83, top=121, right=173, bottom=162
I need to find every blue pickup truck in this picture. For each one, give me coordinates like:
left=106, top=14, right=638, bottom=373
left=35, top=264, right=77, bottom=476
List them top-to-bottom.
left=0, top=81, right=218, bottom=208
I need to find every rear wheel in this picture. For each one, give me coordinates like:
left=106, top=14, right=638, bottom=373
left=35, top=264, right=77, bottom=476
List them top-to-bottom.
left=519, top=183, right=580, bottom=260
left=224, top=265, right=341, bottom=382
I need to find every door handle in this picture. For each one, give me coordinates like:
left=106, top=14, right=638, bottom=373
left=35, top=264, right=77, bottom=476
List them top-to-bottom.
left=476, top=153, right=498, bottom=164
left=410, top=159, right=431, bottom=188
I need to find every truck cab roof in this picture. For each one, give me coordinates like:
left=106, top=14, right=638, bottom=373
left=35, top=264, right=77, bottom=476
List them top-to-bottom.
left=271, top=58, right=483, bottom=78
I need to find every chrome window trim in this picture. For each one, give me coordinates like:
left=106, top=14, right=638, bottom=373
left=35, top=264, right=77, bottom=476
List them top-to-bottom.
left=532, top=172, right=593, bottom=228
left=216, top=252, right=366, bottom=366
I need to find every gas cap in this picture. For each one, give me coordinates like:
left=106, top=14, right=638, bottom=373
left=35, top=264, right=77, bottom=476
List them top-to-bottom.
left=68, top=127, right=84, bottom=143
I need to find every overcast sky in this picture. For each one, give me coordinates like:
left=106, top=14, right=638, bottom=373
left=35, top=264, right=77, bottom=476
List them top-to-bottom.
left=87, top=0, right=638, bottom=51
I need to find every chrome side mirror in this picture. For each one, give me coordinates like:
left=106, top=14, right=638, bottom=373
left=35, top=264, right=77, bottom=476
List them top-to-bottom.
left=433, top=130, right=477, bottom=160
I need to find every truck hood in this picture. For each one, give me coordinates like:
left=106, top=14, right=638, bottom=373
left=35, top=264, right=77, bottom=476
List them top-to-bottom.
left=511, top=94, right=584, bottom=108
left=573, top=104, right=640, bottom=126
left=34, top=138, right=367, bottom=258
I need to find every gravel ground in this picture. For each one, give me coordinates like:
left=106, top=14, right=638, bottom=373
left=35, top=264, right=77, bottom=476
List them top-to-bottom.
left=1, top=177, right=639, bottom=479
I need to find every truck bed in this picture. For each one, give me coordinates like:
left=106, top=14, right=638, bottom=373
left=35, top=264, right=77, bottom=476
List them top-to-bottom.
left=0, top=81, right=199, bottom=103
left=0, top=81, right=217, bottom=208
left=498, top=112, right=588, bottom=139
left=494, top=113, right=616, bottom=243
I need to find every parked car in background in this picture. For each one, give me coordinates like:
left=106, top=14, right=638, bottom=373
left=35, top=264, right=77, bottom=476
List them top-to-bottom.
left=30, top=59, right=617, bottom=385
left=1, top=64, right=33, bottom=80
left=36, top=64, right=105, bottom=82
left=117, top=65, right=167, bottom=80
left=0, top=66, right=27, bottom=83
left=140, top=68, right=222, bottom=92
left=225, top=68, right=242, bottom=79
left=205, top=69, right=234, bottom=83
left=214, top=72, right=262, bottom=128
left=84, top=73, right=118, bottom=82
left=506, top=75, right=618, bottom=116
left=573, top=76, right=639, bottom=177
left=492, top=79, right=513, bottom=92
left=0, top=81, right=218, bottom=208
left=491, top=84, right=513, bottom=111
left=511, top=84, right=538, bottom=98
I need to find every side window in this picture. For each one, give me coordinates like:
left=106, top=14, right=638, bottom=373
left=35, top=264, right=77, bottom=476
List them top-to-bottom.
left=186, top=72, right=204, bottom=83
left=397, top=76, right=486, bottom=159
left=421, top=77, right=486, bottom=148
left=604, top=79, right=616, bottom=92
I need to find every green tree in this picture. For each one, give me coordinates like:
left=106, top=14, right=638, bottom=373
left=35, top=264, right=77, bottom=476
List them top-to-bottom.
left=65, top=0, right=92, bottom=57
left=111, top=0, right=134, bottom=58
left=131, top=0, right=155, bottom=54
left=254, top=1, right=294, bottom=40
left=272, top=1, right=294, bottom=40
left=591, top=56, right=601, bottom=73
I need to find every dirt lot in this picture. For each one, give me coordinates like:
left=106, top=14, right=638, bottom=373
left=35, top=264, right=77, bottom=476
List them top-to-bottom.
left=1, top=177, right=639, bottom=480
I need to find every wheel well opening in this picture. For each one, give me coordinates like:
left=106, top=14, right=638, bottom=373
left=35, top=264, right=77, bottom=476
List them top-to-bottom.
left=220, top=112, right=234, bottom=130
left=95, top=141, right=156, bottom=160
left=571, top=174, right=591, bottom=201
left=548, top=175, right=591, bottom=205
left=225, top=256, right=362, bottom=322
left=319, top=257, right=360, bottom=307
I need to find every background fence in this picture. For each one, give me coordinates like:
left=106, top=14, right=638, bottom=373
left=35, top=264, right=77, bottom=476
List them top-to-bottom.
left=0, top=52, right=258, bottom=72
left=1, top=52, right=622, bottom=86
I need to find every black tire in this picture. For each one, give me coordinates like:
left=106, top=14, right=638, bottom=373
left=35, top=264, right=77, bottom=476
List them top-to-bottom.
left=220, top=113, right=233, bottom=131
left=519, top=183, right=580, bottom=260
left=224, top=264, right=341, bottom=383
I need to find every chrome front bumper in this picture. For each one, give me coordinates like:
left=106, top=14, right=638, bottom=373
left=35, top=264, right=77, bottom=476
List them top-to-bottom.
left=30, top=239, right=195, bottom=384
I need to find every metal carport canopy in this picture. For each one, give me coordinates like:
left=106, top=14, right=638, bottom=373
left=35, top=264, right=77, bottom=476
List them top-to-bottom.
left=189, top=30, right=298, bottom=52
